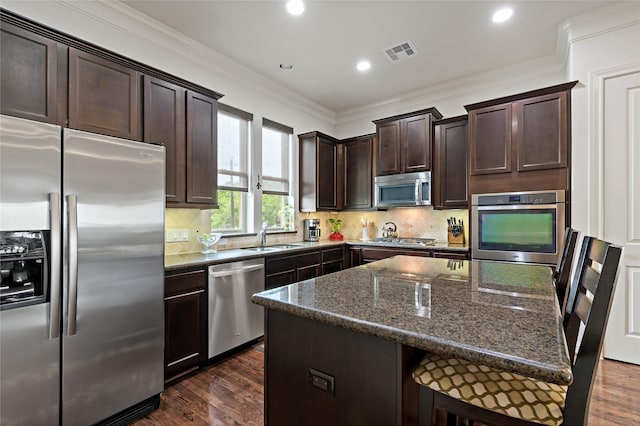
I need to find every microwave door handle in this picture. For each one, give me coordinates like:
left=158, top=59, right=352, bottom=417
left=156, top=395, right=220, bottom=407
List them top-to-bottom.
left=416, top=181, right=422, bottom=205
left=49, top=193, right=61, bottom=339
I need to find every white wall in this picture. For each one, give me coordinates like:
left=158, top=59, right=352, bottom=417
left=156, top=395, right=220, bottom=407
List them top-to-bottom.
left=566, top=2, right=640, bottom=237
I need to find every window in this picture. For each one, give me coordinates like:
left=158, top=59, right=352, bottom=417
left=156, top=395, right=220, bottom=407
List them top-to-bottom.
left=211, top=104, right=252, bottom=233
left=211, top=108, right=295, bottom=236
left=261, top=118, right=294, bottom=231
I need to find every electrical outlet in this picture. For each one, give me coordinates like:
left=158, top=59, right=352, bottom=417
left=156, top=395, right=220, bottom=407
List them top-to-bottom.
left=166, top=229, right=190, bottom=243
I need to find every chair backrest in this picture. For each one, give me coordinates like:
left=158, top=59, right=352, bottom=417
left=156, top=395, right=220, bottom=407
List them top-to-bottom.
left=554, top=228, right=579, bottom=319
left=562, top=236, right=622, bottom=425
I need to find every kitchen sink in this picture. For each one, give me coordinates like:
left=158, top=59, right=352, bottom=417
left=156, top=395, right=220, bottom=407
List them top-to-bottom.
left=242, top=244, right=303, bottom=252
left=268, top=244, right=303, bottom=249
left=243, top=247, right=278, bottom=252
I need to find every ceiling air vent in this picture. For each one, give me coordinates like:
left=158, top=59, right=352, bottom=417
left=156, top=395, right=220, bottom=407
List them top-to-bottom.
left=384, top=40, right=417, bottom=63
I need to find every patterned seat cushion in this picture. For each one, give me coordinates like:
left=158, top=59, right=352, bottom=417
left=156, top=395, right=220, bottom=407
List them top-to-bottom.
left=412, top=352, right=568, bottom=426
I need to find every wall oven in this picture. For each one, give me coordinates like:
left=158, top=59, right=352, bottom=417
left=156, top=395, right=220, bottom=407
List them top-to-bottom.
left=471, top=190, right=566, bottom=265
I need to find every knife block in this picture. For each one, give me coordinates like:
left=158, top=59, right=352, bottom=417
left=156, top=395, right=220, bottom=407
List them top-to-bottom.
left=447, top=227, right=465, bottom=244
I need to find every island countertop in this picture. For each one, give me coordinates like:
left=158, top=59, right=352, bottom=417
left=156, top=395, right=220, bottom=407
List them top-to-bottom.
left=251, top=255, right=573, bottom=385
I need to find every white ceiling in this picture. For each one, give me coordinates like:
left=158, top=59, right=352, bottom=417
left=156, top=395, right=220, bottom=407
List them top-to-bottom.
left=121, top=0, right=614, bottom=112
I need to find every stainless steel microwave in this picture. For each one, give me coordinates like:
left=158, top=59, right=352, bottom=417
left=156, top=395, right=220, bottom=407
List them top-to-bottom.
left=374, top=171, right=431, bottom=208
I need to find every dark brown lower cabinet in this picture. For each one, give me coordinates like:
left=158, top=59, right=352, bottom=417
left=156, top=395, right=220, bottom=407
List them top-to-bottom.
left=349, top=245, right=469, bottom=267
left=265, top=246, right=346, bottom=289
left=164, top=268, right=207, bottom=379
left=265, top=309, right=420, bottom=426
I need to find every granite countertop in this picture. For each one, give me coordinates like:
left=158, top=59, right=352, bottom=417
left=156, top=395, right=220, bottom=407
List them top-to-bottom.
left=165, top=239, right=469, bottom=270
left=165, top=240, right=346, bottom=270
left=251, top=255, right=572, bottom=385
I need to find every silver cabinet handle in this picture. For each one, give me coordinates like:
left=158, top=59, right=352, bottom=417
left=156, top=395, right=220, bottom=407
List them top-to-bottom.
left=49, top=193, right=61, bottom=339
left=67, top=195, right=78, bottom=336
left=209, top=264, right=264, bottom=278
left=164, top=289, right=205, bottom=300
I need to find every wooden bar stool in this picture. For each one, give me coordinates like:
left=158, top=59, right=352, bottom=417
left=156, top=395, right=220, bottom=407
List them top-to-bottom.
left=554, top=228, right=579, bottom=322
left=412, top=237, right=622, bottom=426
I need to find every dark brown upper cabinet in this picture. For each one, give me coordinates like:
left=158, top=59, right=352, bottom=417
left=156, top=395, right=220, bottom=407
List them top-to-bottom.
left=1, top=10, right=224, bottom=209
left=0, top=21, right=66, bottom=125
left=68, top=47, right=141, bottom=141
left=143, top=76, right=186, bottom=204
left=466, top=82, right=577, bottom=195
left=186, top=91, right=218, bottom=207
left=516, top=92, right=569, bottom=172
left=468, top=103, right=512, bottom=175
left=373, top=108, right=442, bottom=176
left=433, top=115, right=468, bottom=209
left=299, top=131, right=343, bottom=212
left=343, top=134, right=375, bottom=210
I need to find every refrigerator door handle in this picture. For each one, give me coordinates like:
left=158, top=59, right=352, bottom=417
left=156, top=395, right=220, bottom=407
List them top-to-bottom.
left=49, top=193, right=61, bottom=339
left=67, top=194, right=79, bottom=336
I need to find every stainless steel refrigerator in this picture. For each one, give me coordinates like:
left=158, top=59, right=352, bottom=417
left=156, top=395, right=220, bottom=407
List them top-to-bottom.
left=0, top=114, right=165, bottom=425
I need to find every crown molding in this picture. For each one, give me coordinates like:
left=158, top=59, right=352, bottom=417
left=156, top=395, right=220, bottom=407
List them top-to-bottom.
left=5, top=0, right=336, bottom=126
left=561, top=1, right=640, bottom=44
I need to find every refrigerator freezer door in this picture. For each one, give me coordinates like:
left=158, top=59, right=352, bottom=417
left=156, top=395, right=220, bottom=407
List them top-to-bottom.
left=0, top=115, right=61, bottom=425
left=61, top=129, right=165, bottom=425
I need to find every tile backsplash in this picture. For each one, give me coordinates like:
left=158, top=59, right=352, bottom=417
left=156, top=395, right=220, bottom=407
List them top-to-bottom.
left=165, top=207, right=468, bottom=255
left=304, top=208, right=468, bottom=243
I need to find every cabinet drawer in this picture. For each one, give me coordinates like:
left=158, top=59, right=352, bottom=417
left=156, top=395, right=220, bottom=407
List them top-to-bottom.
left=322, top=246, right=344, bottom=262
left=360, top=247, right=431, bottom=263
left=266, top=250, right=322, bottom=274
left=433, top=251, right=469, bottom=260
left=165, top=269, right=206, bottom=297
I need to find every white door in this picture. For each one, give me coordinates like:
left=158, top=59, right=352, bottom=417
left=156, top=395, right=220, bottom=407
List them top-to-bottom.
left=602, top=69, right=640, bottom=364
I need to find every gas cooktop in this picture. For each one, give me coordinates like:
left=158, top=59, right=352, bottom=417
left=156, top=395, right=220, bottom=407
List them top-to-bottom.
left=369, top=237, right=436, bottom=247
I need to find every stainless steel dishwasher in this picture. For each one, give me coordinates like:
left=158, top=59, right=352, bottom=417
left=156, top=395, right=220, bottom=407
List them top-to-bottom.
left=208, top=258, right=265, bottom=358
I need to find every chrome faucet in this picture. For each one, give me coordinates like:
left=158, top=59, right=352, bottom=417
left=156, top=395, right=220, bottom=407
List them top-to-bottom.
left=258, top=226, right=267, bottom=247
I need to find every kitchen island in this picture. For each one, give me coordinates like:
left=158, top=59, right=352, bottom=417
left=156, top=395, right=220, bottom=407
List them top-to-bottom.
left=251, top=256, right=572, bottom=426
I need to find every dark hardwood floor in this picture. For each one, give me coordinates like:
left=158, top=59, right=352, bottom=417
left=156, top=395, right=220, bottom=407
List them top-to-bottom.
left=132, top=343, right=639, bottom=425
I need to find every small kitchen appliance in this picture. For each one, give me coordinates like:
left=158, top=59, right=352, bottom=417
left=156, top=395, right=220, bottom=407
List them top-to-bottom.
left=303, top=218, right=321, bottom=242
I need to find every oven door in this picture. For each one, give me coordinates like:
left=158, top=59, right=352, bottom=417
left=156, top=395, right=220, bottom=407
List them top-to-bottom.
left=472, top=203, right=565, bottom=265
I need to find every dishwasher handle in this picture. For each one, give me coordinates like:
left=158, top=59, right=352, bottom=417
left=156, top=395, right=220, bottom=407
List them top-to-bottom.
left=209, top=264, right=264, bottom=278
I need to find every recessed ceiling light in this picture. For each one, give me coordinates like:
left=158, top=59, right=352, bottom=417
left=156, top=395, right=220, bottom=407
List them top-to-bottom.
left=286, top=0, right=305, bottom=16
left=492, top=7, right=513, bottom=23
left=356, top=61, right=371, bottom=72
left=279, top=63, right=293, bottom=70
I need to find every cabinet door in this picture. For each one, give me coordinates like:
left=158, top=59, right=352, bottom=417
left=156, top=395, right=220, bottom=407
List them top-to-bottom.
left=0, top=22, right=66, bottom=125
left=68, top=47, right=140, bottom=140
left=143, top=76, right=186, bottom=203
left=186, top=90, right=218, bottom=206
left=516, top=92, right=568, bottom=171
left=469, top=103, right=512, bottom=175
left=402, top=113, right=430, bottom=172
left=433, top=118, right=468, bottom=208
left=376, top=120, right=401, bottom=175
left=317, top=137, right=342, bottom=210
left=344, top=137, right=373, bottom=210
left=322, top=260, right=343, bottom=275
left=297, top=264, right=321, bottom=281
left=266, top=270, right=296, bottom=290
left=164, top=289, right=206, bottom=378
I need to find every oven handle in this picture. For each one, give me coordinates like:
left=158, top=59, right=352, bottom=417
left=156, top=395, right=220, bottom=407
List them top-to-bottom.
left=475, top=203, right=559, bottom=211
